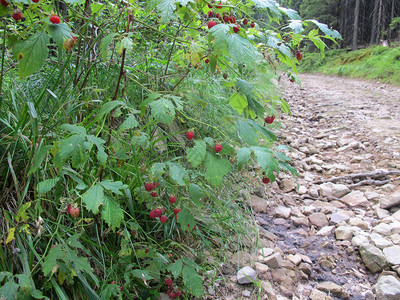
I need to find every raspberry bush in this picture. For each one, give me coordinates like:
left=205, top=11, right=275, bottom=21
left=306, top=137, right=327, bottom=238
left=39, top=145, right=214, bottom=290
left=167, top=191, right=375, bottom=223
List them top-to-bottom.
left=0, top=0, right=340, bottom=298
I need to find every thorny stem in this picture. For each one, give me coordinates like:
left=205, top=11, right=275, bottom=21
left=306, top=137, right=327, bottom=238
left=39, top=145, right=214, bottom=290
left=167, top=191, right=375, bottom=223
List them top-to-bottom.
left=99, top=4, right=131, bottom=181
left=0, top=20, right=7, bottom=109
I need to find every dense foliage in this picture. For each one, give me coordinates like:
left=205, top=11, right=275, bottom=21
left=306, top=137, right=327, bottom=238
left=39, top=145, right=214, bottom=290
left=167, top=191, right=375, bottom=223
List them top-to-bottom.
left=0, top=0, right=338, bottom=298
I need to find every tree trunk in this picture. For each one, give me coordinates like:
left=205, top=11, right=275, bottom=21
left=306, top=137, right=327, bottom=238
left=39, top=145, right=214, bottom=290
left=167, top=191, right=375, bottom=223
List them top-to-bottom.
left=353, top=0, right=361, bottom=50
left=370, top=0, right=379, bottom=44
left=376, top=0, right=383, bottom=43
left=388, top=0, right=395, bottom=41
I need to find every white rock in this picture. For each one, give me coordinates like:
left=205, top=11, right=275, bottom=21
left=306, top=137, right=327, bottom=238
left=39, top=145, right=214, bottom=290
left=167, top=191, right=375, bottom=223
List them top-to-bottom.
left=341, top=191, right=369, bottom=207
left=380, top=192, right=400, bottom=209
left=275, top=206, right=291, bottom=219
left=392, top=210, right=400, bottom=222
left=330, top=212, right=350, bottom=224
left=349, top=218, right=369, bottom=230
left=373, top=223, right=392, bottom=236
left=335, top=226, right=354, bottom=240
left=369, top=232, right=393, bottom=249
left=352, top=234, right=370, bottom=247
left=383, top=246, right=400, bottom=265
left=259, top=248, right=274, bottom=257
left=263, top=253, right=282, bottom=269
left=287, top=254, right=302, bottom=266
left=237, top=266, right=257, bottom=284
left=374, top=275, right=400, bottom=300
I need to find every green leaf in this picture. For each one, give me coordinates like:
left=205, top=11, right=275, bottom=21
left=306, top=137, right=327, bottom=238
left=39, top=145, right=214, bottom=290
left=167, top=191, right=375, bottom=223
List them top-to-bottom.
left=157, top=0, right=177, bottom=23
left=279, top=7, right=300, bottom=20
left=308, top=19, right=342, bottom=39
left=286, top=20, right=303, bottom=34
left=48, top=23, right=73, bottom=49
left=13, top=32, right=50, bottom=78
left=100, top=33, right=118, bottom=62
left=227, top=34, right=260, bottom=66
left=116, top=37, right=133, bottom=55
left=235, top=79, right=255, bottom=99
left=229, top=93, right=248, bottom=114
left=149, top=98, right=176, bottom=125
left=95, top=101, right=125, bottom=121
left=118, top=115, right=138, bottom=132
left=236, top=120, right=258, bottom=146
left=248, top=120, right=277, bottom=142
left=59, top=124, right=87, bottom=135
left=54, top=134, right=85, bottom=168
left=186, top=140, right=206, bottom=168
left=29, top=145, right=52, bottom=175
left=237, top=147, right=251, bottom=170
left=251, top=147, right=279, bottom=178
left=204, top=152, right=232, bottom=186
left=150, top=162, right=166, bottom=176
left=168, top=163, right=188, bottom=186
left=38, top=178, right=59, bottom=194
left=99, top=180, right=128, bottom=195
left=189, top=183, right=203, bottom=204
left=82, top=184, right=104, bottom=214
left=101, top=196, right=124, bottom=231
left=177, top=208, right=195, bottom=230
left=66, top=234, right=85, bottom=250
left=42, top=246, right=64, bottom=276
left=167, top=259, right=183, bottom=278
left=182, top=265, right=203, bottom=297
left=131, top=269, right=153, bottom=280
left=16, top=274, right=32, bottom=295
left=0, top=281, right=19, bottom=300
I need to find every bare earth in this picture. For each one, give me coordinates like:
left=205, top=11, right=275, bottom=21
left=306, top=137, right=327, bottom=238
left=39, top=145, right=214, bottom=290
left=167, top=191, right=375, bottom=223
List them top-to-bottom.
left=212, top=74, right=400, bottom=299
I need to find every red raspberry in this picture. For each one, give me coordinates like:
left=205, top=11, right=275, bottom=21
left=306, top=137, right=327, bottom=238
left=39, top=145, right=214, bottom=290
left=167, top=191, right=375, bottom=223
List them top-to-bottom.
left=0, top=0, right=9, bottom=6
left=32, top=0, right=40, bottom=2
left=208, top=11, right=213, bottom=17
left=12, top=12, right=23, bottom=21
left=49, top=15, right=61, bottom=24
left=230, top=16, right=236, bottom=23
left=243, top=18, right=248, bottom=25
left=208, top=21, right=217, bottom=29
left=250, top=22, right=255, bottom=28
left=233, top=26, right=240, bottom=33
left=296, top=51, right=303, bottom=61
left=205, top=59, right=210, bottom=64
left=264, top=116, right=275, bottom=124
left=186, top=131, right=194, bottom=140
left=214, top=144, right=223, bottom=153
left=262, top=177, right=270, bottom=184
left=145, top=182, right=154, bottom=191
left=150, top=191, right=158, bottom=197
left=169, top=196, right=177, bottom=204
left=154, top=208, right=163, bottom=217
left=149, top=210, right=156, bottom=219
left=160, top=215, right=167, bottom=223
left=145, top=249, right=149, bottom=253
left=165, top=278, right=173, bottom=286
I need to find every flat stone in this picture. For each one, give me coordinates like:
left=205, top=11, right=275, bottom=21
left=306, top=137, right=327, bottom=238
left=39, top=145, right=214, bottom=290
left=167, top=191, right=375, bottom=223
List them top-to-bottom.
left=280, top=178, right=296, bottom=192
left=319, top=182, right=350, bottom=199
left=298, top=186, right=307, bottom=194
left=341, top=191, right=369, bottom=207
left=366, top=191, right=381, bottom=201
left=380, top=192, right=400, bottom=209
left=247, top=194, right=269, bottom=213
left=275, top=206, right=291, bottom=219
left=376, top=207, right=391, bottom=219
left=392, top=210, right=400, bottom=222
left=330, top=212, right=350, bottom=224
left=309, top=213, right=329, bottom=227
left=292, top=216, right=310, bottom=227
left=349, top=218, right=369, bottom=230
left=390, top=221, right=400, bottom=234
left=373, top=223, right=392, bottom=236
left=316, top=226, right=335, bottom=236
left=335, top=226, right=354, bottom=240
left=370, top=233, right=393, bottom=249
left=352, top=234, right=370, bottom=247
left=359, top=244, right=388, bottom=273
left=383, top=246, right=400, bottom=265
left=259, top=248, right=274, bottom=257
left=264, top=253, right=283, bottom=269
left=287, top=254, right=302, bottom=266
left=254, top=262, right=269, bottom=274
left=299, top=262, right=312, bottom=275
left=237, top=266, right=257, bottom=284
left=374, top=275, right=400, bottom=300
left=317, top=281, right=343, bottom=296
left=310, top=289, right=328, bottom=300
left=242, top=290, right=251, bottom=298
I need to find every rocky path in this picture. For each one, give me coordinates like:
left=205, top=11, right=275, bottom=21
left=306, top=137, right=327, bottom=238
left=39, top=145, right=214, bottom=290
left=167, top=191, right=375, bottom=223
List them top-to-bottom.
left=227, top=74, right=400, bottom=299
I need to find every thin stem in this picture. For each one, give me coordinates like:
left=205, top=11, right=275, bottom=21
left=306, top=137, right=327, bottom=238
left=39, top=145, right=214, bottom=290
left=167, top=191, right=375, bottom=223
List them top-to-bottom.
left=0, top=20, right=7, bottom=107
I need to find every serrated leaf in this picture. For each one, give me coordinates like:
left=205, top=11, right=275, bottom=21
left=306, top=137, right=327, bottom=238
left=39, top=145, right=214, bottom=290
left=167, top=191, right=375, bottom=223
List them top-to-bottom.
left=157, top=0, right=177, bottom=23
left=279, top=7, right=300, bottom=20
left=308, top=19, right=342, bottom=39
left=286, top=20, right=304, bottom=34
left=48, top=23, right=73, bottom=49
left=13, top=32, right=50, bottom=78
left=100, top=33, right=118, bottom=61
left=227, top=34, right=260, bottom=66
left=116, top=37, right=133, bottom=55
left=235, top=79, right=255, bottom=99
left=229, top=93, right=248, bottom=114
left=149, top=98, right=175, bottom=125
left=95, top=101, right=125, bottom=121
left=118, top=115, right=138, bottom=132
left=236, top=120, right=258, bottom=146
left=248, top=120, right=277, bottom=142
left=59, top=124, right=87, bottom=135
left=54, top=134, right=85, bottom=169
left=186, top=140, right=206, bottom=167
left=29, top=145, right=52, bottom=175
left=237, top=147, right=251, bottom=170
left=251, top=147, right=279, bottom=178
left=204, top=152, right=231, bottom=186
left=150, top=162, right=166, bottom=176
left=168, top=163, right=188, bottom=186
left=38, top=178, right=59, bottom=194
left=99, top=180, right=127, bottom=195
left=189, top=183, right=203, bottom=204
left=82, top=184, right=104, bottom=214
left=101, top=196, right=124, bottom=231
left=177, top=208, right=196, bottom=230
left=66, top=234, right=85, bottom=249
left=42, top=246, right=64, bottom=276
left=167, top=259, right=183, bottom=278
left=182, top=265, right=203, bottom=297
left=131, top=269, right=153, bottom=280
left=16, top=274, right=32, bottom=295
left=0, top=281, right=19, bottom=300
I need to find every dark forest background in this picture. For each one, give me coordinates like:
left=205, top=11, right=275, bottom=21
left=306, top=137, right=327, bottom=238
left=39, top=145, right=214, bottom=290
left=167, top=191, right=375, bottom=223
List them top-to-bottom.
left=279, top=0, right=400, bottom=49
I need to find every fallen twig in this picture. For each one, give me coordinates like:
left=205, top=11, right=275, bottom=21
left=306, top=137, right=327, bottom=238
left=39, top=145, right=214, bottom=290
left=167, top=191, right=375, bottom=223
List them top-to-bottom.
left=313, top=170, right=400, bottom=184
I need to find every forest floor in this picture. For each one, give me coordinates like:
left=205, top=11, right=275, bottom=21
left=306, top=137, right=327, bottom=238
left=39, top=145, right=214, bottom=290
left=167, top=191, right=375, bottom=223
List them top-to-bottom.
left=210, top=74, right=400, bottom=299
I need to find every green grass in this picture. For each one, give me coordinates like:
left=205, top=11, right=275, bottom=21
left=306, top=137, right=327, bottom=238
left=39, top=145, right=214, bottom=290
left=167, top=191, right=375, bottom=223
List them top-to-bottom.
left=299, top=44, right=400, bottom=84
